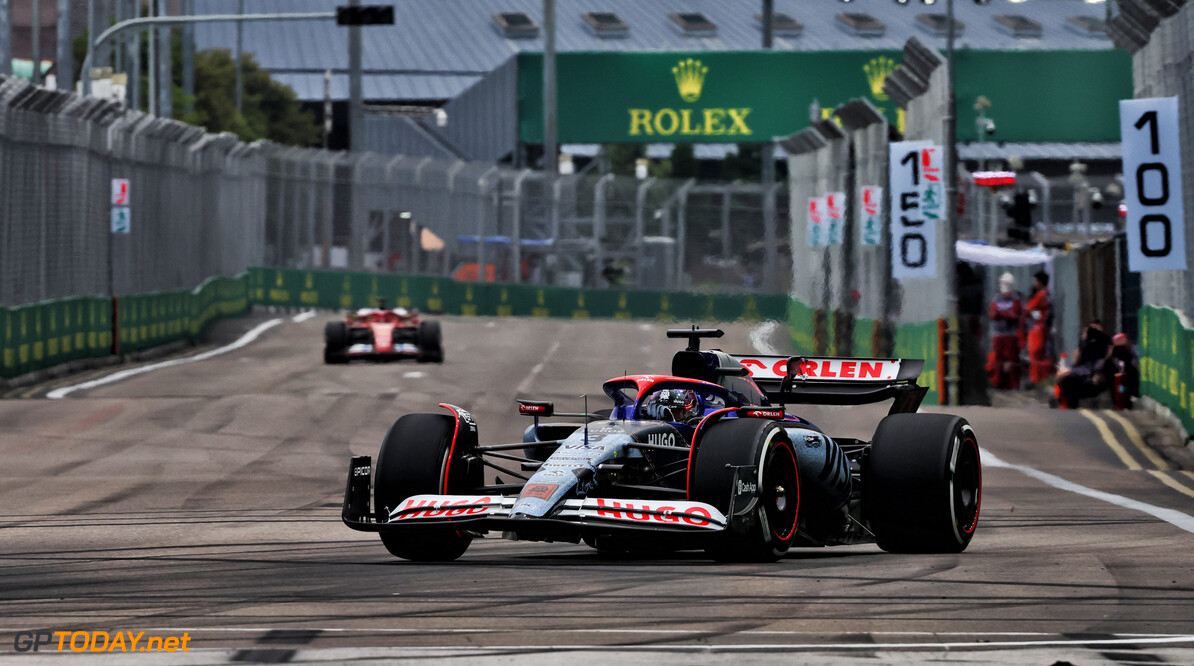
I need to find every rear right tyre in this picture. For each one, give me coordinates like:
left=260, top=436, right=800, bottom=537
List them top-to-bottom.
left=417, top=320, right=444, bottom=363
left=323, top=321, right=349, bottom=364
left=864, top=413, right=981, bottom=553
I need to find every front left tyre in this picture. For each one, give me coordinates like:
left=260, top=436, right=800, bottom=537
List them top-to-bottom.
left=374, top=413, right=475, bottom=561
left=690, top=418, right=801, bottom=562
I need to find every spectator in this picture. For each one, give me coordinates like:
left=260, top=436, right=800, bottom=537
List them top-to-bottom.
left=1023, top=271, right=1054, bottom=387
left=987, top=272, right=1023, bottom=389
left=1054, top=321, right=1112, bottom=409
left=1104, top=333, right=1140, bottom=409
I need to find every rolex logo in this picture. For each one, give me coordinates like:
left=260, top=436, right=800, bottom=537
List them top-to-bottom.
left=864, top=56, right=896, bottom=101
left=672, top=58, right=707, bottom=103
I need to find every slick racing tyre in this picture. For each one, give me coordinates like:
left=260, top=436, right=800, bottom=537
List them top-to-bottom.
left=323, top=321, right=349, bottom=364
left=417, top=321, right=444, bottom=363
left=374, top=413, right=475, bottom=561
left=864, top=414, right=981, bottom=553
left=690, top=418, right=800, bottom=562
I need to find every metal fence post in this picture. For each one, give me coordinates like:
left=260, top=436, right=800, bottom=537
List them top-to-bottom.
left=511, top=169, right=531, bottom=284
left=634, top=177, right=656, bottom=289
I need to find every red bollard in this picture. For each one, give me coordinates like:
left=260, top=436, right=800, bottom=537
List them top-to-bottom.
left=1113, top=372, right=1127, bottom=410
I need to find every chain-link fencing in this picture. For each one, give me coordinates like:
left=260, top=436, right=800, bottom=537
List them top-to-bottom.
left=0, top=73, right=789, bottom=311
left=0, top=75, right=265, bottom=307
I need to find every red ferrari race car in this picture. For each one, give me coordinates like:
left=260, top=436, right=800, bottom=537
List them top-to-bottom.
left=323, top=300, right=443, bottom=364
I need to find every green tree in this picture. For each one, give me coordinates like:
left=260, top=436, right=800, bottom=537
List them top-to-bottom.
left=182, top=49, right=320, bottom=146
left=670, top=144, right=697, bottom=179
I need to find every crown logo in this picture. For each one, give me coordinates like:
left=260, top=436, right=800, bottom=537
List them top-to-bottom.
left=864, top=56, right=896, bottom=101
left=671, top=58, right=707, bottom=103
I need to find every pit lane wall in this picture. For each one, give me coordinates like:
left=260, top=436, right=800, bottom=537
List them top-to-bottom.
left=248, top=268, right=787, bottom=323
left=0, top=276, right=248, bottom=380
left=1138, top=307, right=1194, bottom=437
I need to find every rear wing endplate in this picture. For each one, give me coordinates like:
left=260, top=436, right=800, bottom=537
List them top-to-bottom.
left=731, top=355, right=927, bottom=414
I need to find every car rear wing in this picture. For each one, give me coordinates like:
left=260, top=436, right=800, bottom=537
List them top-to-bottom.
left=731, top=355, right=927, bottom=414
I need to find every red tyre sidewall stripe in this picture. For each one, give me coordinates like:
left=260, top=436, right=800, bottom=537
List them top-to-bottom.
left=437, top=403, right=463, bottom=495
left=685, top=407, right=738, bottom=501
left=962, top=433, right=981, bottom=535
left=770, top=437, right=800, bottom=543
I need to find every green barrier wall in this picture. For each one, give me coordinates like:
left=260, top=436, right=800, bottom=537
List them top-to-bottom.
left=248, top=267, right=788, bottom=323
left=2, top=275, right=248, bottom=380
left=118, top=275, right=249, bottom=353
left=1, top=297, right=111, bottom=379
left=788, top=297, right=940, bottom=405
left=788, top=299, right=817, bottom=354
left=1139, top=306, right=1194, bottom=436
left=853, top=317, right=877, bottom=358
left=892, top=320, right=940, bottom=407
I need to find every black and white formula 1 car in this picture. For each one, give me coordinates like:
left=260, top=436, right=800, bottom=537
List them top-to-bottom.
left=341, top=328, right=981, bottom=562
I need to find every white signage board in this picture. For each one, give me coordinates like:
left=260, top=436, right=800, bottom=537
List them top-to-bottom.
left=1120, top=97, right=1186, bottom=271
left=889, top=141, right=936, bottom=279
left=111, top=178, right=130, bottom=206
left=859, top=185, right=883, bottom=246
left=826, top=192, right=845, bottom=245
left=806, top=195, right=828, bottom=248
left=110, top=206, right=130, bottom=234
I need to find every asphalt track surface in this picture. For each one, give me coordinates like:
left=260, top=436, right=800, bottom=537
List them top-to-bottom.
left=3, top=315, right=1194, bottom=664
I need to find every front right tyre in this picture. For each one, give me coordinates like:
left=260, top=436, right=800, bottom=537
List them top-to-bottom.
left=323, top=321, right=349, bottom=364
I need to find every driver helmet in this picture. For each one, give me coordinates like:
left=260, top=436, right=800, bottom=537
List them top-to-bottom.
left=643, top=388, right=701, bottom=422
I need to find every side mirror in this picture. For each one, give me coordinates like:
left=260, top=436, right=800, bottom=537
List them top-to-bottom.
left=517, top=400, right=554, bottom=417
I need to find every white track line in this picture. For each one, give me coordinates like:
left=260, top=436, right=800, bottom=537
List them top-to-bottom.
left=292, top=310, right=316, bottom=323
left=46, top=319, right=284, bottom=399
left=749, top=321, right=782, bottom=355
left=516, top=338, right=562, bottom=394
left=982, top=448, right=1194, bottom=535
left=291, top=636, right=1194, bottom=651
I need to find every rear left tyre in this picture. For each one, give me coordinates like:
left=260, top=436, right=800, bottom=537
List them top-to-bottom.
left=374, top=413, right=475, bottom=561
left=864, top=413, right=981, bottom=553
left=690, top=418, right=800, bottom=562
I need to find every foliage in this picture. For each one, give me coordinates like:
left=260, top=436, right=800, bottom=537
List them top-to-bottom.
left=73, top=30, right=319, bottom=147
left=181, top=49, right=321, bottom=146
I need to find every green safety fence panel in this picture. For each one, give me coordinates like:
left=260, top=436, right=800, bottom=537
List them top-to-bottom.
left=248, top=268, right=788, bottom=323
left=2, top=274, right=248, bottom=380
left=120, top=275, right=250, bottom=354
left=189, top=275, right=251, bottom=338
left=1, top=297, right=111, bottom=379
left=788, top=299, right=817, bottom=354
left=1139, top=306, right=1194, bottom=436
left=853, top=317, right=878, bottom=358
left=893, top=319, right=941, bottom=406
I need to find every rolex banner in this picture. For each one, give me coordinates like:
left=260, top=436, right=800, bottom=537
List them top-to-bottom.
left=518, top=50, right=1130, bottom=145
